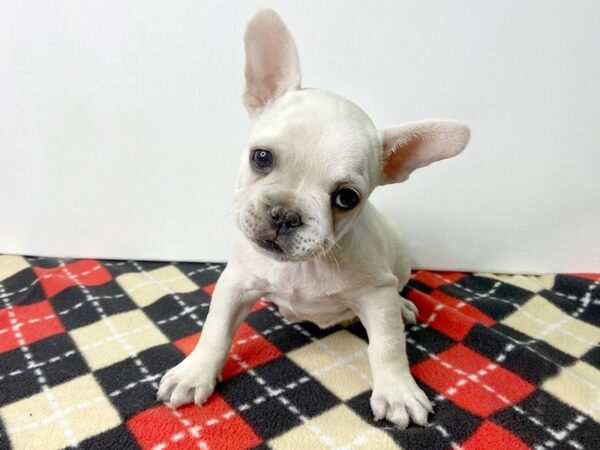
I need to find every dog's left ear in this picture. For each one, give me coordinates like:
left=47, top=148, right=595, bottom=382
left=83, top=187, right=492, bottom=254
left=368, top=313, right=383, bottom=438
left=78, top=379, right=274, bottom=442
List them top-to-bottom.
left=243, top=9, right=301, bottom=118
left=379, top=119, right=470, bottom=185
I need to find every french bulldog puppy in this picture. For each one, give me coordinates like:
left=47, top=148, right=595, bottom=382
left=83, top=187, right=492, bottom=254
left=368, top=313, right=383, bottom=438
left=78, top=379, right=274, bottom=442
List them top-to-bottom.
left=158, top=9, right=470, bottom=428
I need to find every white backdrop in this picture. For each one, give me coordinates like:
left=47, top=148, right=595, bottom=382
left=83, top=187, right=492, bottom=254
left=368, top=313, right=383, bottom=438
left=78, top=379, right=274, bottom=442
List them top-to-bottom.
left=1, top=0, right=599, bottom=273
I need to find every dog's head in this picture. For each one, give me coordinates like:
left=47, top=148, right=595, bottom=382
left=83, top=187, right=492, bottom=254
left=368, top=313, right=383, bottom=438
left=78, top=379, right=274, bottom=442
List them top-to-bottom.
left=234, top=10, right=470, bottom=261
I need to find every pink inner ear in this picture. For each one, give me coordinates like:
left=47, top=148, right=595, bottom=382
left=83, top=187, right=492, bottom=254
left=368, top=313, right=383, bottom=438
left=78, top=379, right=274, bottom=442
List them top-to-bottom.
left=243, top=9, right=300, bottom=116
left=383, top=135, right=422, bottom=182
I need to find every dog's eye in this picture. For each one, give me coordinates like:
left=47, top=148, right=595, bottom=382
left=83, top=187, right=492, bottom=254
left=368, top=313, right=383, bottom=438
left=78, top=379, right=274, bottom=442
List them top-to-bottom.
left=251, top=149, right=273, bottom=171
left=332, top=187, right=360, bottom=211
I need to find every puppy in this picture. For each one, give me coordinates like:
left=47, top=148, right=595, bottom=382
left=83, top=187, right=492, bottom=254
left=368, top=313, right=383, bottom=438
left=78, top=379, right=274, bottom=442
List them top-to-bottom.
left=158, top=9, right=470, bottom=428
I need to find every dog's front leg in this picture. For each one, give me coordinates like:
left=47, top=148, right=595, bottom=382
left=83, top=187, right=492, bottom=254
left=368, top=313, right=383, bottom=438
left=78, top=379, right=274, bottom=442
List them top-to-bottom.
left=157, top=266, right=257, bottom=407
left=352, top=287, right=432, bottom=428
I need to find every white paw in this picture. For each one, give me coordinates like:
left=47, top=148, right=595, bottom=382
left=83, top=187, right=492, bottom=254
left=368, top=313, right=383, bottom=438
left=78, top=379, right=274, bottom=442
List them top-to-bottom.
left=400, top=297, right=419, bottom=325
left=157, top=358, right=219, bottom=408
left=371, top=373, right=432, bottom=428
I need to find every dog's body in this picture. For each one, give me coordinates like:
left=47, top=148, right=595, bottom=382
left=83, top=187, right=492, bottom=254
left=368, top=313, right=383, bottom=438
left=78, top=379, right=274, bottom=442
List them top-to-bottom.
left=158, top=10, right=470, bottom=428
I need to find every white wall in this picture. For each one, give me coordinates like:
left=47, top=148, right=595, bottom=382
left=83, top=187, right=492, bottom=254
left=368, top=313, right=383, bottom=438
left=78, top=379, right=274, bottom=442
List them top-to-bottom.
left=1, top=0, right=599, bottom=273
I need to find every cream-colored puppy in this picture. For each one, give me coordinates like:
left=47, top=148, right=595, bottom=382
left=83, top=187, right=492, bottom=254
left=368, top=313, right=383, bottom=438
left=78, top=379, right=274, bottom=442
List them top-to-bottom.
left=158, top=9, right=469, bottom=428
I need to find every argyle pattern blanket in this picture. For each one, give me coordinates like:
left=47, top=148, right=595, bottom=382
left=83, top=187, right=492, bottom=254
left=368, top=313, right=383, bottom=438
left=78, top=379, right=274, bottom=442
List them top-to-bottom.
left=0, top=255, right=599, bottom=450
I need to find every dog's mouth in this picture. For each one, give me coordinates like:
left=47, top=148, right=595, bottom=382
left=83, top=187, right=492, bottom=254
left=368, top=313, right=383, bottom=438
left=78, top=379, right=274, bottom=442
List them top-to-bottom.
left=258, top=238, right=284, bottom=254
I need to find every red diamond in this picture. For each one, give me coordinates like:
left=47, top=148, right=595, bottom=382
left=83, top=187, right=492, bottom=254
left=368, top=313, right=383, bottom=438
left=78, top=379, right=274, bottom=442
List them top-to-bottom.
left=34, top=260, right=112, bottom=298
left=411, top=271, right=466, bottom=288
left=574, top=273, right=600, bottom=281
left=202, top=283, right=216, bottom=296
left=407, top=289, right=495, bottom=341
left=408, top=290, right=473, bottom=341
left=431, top=290, right=495, bottom=326
left=0, top=300, right=64, bottom=352
left=174, top=322, right=282, bottom=380
left=174, top=331, right=201, bottom=356
left=412, top=344, right=535, bottom=417
left=127, top=394, right=261, bottom=450
left=462, top=421, right=529, bottom=450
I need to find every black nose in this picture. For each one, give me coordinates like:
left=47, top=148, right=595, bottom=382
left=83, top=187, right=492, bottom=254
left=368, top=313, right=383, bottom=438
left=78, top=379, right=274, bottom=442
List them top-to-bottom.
left=269, top=205, right=302, bottom=231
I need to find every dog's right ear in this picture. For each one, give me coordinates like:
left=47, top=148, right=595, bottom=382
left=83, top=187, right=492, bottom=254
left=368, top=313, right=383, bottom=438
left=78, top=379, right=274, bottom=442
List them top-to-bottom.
left=243, top=9, right=301, bottom=118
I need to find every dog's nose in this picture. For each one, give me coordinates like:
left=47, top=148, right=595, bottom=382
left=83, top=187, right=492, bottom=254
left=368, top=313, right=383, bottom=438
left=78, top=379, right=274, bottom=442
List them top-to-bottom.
left=269, top=205, right=302, bottom=230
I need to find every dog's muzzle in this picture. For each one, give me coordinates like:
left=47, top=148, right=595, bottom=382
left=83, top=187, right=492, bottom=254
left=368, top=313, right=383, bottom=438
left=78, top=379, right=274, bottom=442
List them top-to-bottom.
left=255, top=205, right=303, bottom=255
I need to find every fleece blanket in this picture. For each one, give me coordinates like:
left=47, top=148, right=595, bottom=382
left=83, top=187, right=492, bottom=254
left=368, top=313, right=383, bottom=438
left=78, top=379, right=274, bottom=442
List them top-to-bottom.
left=0, top=255, right=599, bottom=450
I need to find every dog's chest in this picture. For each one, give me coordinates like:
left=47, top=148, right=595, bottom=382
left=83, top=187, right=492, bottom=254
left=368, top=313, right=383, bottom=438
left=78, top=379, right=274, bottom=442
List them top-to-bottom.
left=260, top=262, right=356, bottom=328
left=265, top=290, right=355, bottom=328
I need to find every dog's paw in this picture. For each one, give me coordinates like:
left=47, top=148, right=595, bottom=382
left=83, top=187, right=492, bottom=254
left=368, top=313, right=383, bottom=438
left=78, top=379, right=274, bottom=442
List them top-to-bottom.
left=400, top=297, right=419, bottom=325
left=157, top=358, right=218, bottom=408
left=371, top=373, right=432, bottom=428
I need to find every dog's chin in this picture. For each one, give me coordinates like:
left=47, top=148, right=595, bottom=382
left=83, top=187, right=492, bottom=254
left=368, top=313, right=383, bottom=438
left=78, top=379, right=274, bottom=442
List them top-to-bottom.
left=249, top=237, right=317, bottom=262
